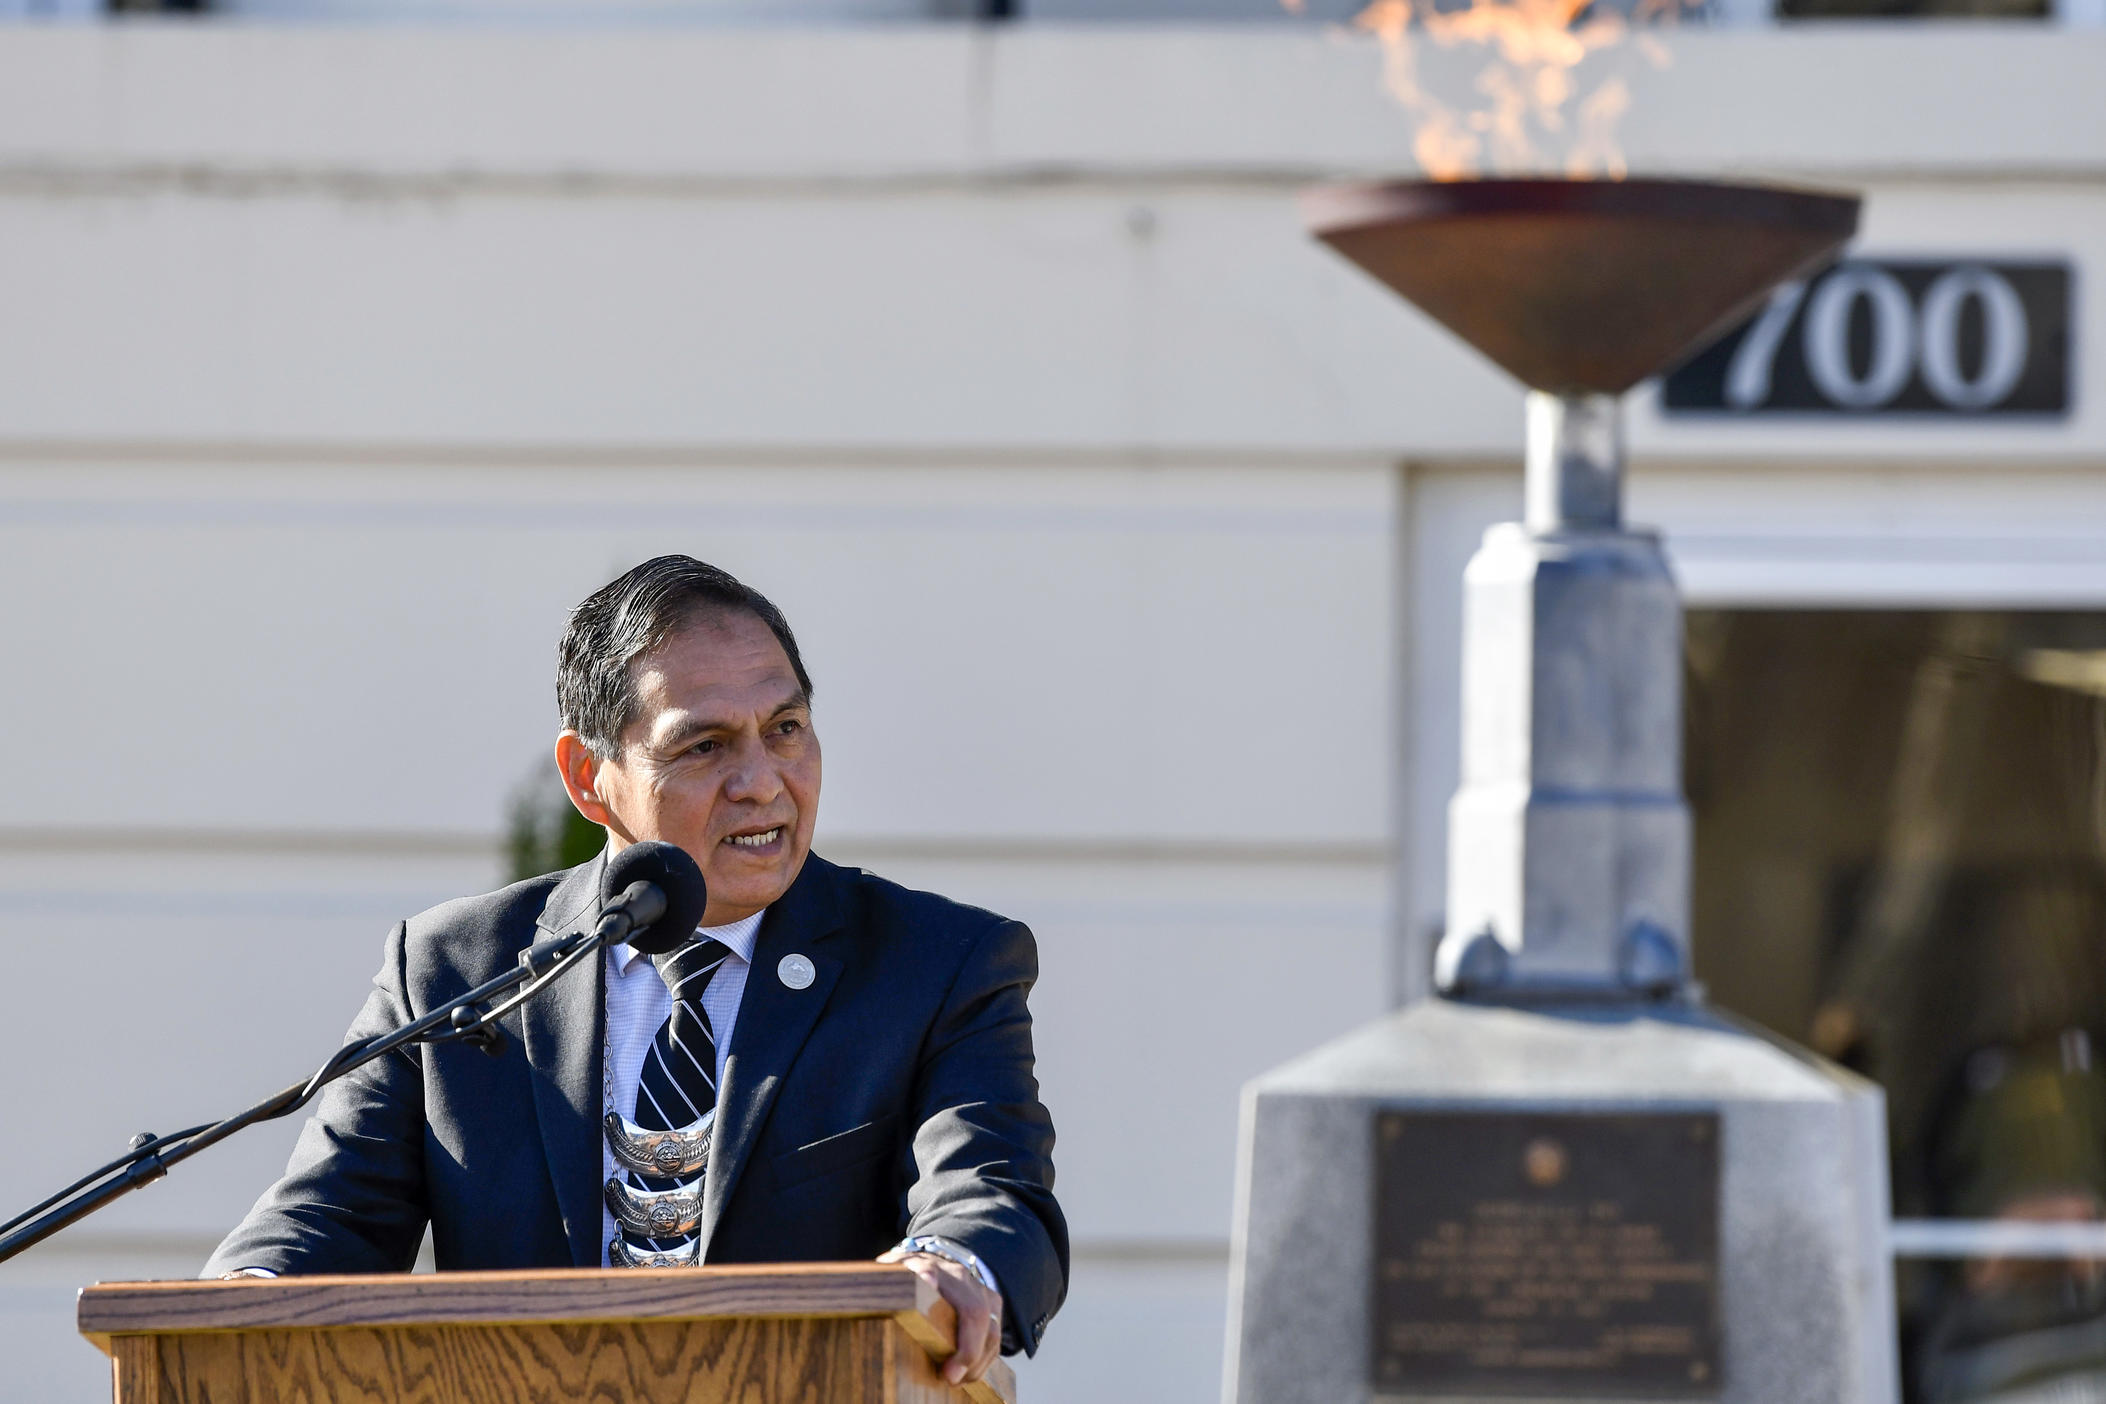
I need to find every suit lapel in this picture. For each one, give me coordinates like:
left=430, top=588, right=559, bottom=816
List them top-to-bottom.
left=526, top=854, right=608, bottom=1269
left=699, top=854, right=851, bottom=1259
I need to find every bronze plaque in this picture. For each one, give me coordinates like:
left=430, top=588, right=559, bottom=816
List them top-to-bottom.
left=1372, top=1109, right=1720, bottom=1398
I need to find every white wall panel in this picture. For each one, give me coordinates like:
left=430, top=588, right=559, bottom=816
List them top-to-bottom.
left=0, top=28, right=989, bottom=178
left=0, top=29, right=2100, bottom=183
left=5, top=177, right=2101, bottom=454
left=0, top=188, right=1516, bottom=451
left=0, top=461, right=1393, bottom=842
left=1639, top=465, right=2106, bottom=607
left=0, top=847, right=495, bottom=1235
left=0, top=1240, right=217, bottom=1404
left=1007, top=1252, right=1232, bottom=1404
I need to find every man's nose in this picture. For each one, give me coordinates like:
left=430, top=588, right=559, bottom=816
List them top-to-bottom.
left=720, top=737, right=785, bottom=804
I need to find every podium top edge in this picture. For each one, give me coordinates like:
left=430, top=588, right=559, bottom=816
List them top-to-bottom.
left=77, top=1261, right=933, bottom=1337
left=82, top=1263, right=1018, bottom=1403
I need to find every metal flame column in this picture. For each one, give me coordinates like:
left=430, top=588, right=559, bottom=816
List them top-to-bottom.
left=1225, top=182, right=1896, bottom=1404
left=1437, top=392, right=1690, bottom=999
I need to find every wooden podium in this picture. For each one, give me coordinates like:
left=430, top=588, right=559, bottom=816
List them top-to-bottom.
left=78, top=1262, right=1017, bottom=1404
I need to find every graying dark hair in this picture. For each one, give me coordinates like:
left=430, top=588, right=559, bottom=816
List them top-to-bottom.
left=557, top=555, right=812, bottom=759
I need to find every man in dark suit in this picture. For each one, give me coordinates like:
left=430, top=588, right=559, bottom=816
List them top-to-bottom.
left=206, top=555, right=1067, bottom=1384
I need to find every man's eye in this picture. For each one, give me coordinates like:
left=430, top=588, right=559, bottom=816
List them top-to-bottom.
left=776, top=719, right=803, bottom=735
left=688, top=739, right=719, bottom=756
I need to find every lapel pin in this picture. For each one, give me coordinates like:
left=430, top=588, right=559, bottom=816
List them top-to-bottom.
left=777, top=954, right=816, bottom=991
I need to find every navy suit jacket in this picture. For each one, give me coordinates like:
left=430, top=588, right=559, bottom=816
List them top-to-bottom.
left=205, top=851, right=1069, bottom=1355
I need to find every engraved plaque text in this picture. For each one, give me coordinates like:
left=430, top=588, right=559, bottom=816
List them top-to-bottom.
left=1372, top=1110, right=1720, bottom=1398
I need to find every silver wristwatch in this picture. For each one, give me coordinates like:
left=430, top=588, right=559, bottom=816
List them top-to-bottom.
left=896, top=1235, right=1001, bottom=1296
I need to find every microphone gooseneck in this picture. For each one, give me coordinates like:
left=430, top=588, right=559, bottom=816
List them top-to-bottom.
left=594, top=880, right=669, bottom=947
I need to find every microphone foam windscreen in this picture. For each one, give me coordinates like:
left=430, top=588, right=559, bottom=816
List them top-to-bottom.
left=601, top=841, right=709, bottom=954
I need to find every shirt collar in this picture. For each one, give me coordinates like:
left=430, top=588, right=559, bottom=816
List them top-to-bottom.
left=611, top=908, right=767, bottom=976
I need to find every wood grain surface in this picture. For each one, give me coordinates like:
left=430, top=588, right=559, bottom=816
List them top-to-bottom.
left=80, top=1262, right=930, bottom=1335
left=81, top=1264, right=1017, bottom=1404
left=893, top=1294, right=1017, bottom=1404
left=152, top=1316, right=883, bottom=1403
left=890, top=1319, right=964, bottom=1404
left=109, top=1337, right=160, bottom=1404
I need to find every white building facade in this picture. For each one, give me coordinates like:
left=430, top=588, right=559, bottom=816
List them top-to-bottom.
left=0, top=20, right=2103, bottom=1402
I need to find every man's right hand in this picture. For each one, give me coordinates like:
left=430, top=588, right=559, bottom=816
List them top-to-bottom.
left=879, top=1247, right=1003, bottom=1385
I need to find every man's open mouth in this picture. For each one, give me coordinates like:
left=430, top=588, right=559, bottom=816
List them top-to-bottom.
left=725, top=827, right=784, bottom=849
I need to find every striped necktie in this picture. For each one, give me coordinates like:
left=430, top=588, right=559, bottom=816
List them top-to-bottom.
left=609, top=937, right=730, bottom=1260
left=635, top=937, right=731, bottom=1133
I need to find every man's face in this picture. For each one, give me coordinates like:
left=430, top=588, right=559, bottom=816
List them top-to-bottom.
left=565, top=610, right=821, bottom=926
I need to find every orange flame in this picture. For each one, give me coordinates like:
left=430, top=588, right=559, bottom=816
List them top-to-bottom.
left=1336, top=0, right=1689, bottom=181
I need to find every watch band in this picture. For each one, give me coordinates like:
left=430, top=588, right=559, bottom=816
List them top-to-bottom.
left=897, top=1235, right=1001, bottom=1296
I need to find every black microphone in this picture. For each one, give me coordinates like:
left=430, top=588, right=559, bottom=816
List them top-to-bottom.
left=596, top=840, right=709, bottom=955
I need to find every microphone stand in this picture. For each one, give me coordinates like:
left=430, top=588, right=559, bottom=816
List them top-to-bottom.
left=0, top=924, right=610, bottom=1266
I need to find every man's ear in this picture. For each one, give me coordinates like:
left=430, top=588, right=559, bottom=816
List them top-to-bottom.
left=554, top=731, right=618, bottom=830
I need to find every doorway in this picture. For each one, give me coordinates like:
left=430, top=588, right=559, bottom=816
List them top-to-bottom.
left=1687, top=608, right=2106, bottom=1404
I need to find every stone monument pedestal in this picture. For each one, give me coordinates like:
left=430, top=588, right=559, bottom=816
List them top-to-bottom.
left=1231, top=179, right=1893, bottom=1404
left=1224, top=999, right=1896, bottom=1404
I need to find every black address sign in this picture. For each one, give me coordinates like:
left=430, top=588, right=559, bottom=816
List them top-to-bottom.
left=1662, top=259, right=2071, bottom=417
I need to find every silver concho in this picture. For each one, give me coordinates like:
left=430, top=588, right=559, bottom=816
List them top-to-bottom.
left=604, top=1110, right=712, bottom=1179
left=604, top=1178, right=703, bottom=1240
left=609, top=1234, right=701, bottom=1269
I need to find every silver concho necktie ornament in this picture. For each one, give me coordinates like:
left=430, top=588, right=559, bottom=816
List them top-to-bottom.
left=604, top=1108, right=712, bottom=1267
left=605, top=1110, right=713, bottom=1179
left=605, top=1178, right=704, bottom=1241
left=609, top=1234, right=702, bottom=1268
